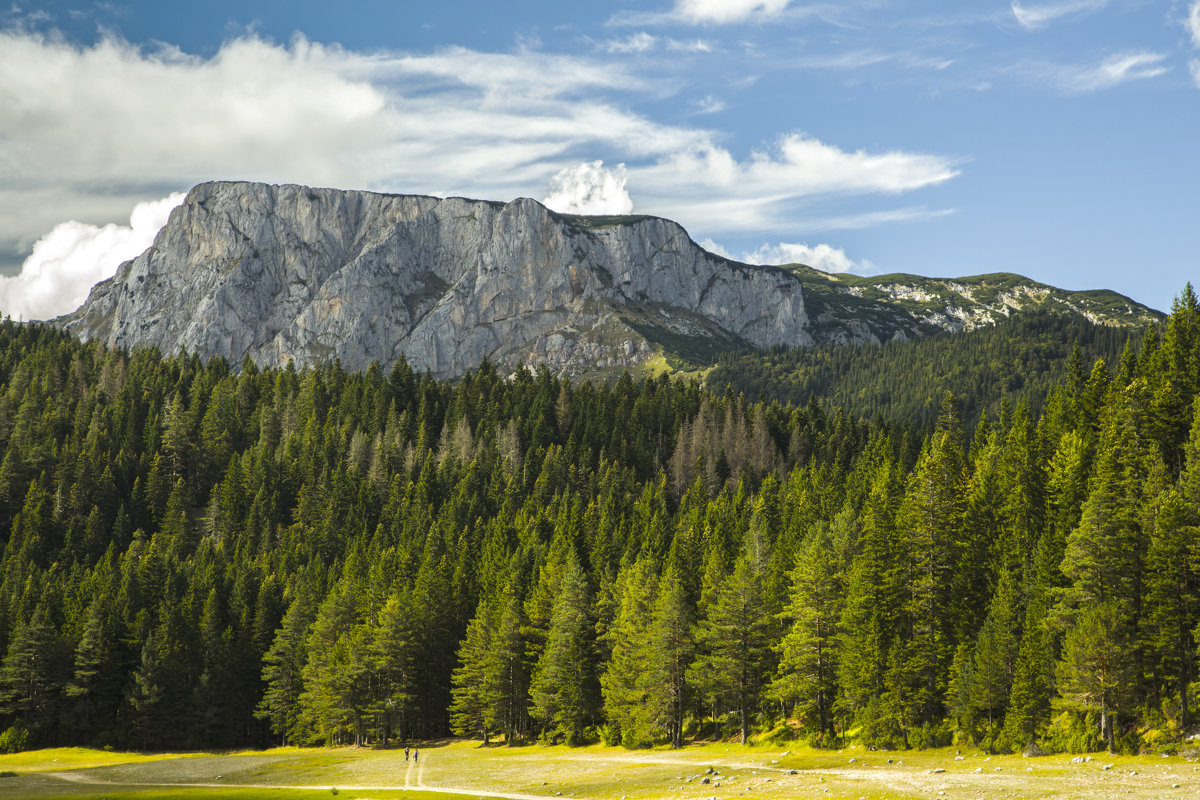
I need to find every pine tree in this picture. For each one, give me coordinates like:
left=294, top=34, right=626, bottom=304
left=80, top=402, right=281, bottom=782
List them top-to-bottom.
left=891, top=394, right=966, bottom=733
left=770, top=520, right=843, bottom=740
left=688, top=529, right=774, bottom=744
left=529, top=551, right=598, bottom=744
left=600, top=556, right=658, bottom=748
left=647, top=565, right=693, bottom=748
left=971, top=569, right=1020, bottom=732
left=486, top=587, right=530, bottom=744
left=372, top=591, right=419, bottom=743
left=258, top=593, right=316, bottom=745
left=450, top=596, right=497, bottom=742
left=1057, top=601, right=1134, bottom=752
left=0, top=605, right=62, bottom=746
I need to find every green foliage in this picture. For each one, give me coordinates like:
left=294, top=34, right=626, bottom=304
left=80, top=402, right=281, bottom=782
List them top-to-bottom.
left=0, top=287, right=1194, bottom=753
left=707, top=312, right=1140, bottom=426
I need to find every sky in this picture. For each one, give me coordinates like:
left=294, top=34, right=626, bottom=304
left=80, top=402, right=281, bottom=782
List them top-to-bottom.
left=0, top=0, right=1197, bottom=320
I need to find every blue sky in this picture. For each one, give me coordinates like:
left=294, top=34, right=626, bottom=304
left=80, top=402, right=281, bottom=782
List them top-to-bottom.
left=0, top=0, right=1197, bottom=319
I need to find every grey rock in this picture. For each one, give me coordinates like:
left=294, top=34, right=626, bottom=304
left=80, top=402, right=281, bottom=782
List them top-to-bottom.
left=59, top=181, right=1160, bottom=380
left=60, top=182, right=819, bottom=379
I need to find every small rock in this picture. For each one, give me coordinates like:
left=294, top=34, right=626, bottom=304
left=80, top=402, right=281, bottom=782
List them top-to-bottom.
left=1023, top=742, right=1047, bottom=758
left=1102, top=763, right=1113, bottom=771
left=701, top=777, right=710, bottom=785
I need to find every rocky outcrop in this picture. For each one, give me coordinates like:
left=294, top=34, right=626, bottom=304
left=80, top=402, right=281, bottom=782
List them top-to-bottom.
left=59, top=181, right=1157, bottom=379
left=60, top=182, right=828, bottom=377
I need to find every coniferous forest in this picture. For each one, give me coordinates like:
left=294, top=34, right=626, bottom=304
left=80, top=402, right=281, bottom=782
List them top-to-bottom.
left=1, top=288, right=1199, bottom=756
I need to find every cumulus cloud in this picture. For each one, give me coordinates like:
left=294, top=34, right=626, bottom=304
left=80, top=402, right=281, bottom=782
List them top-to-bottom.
left=1011, top=0, right=1108, bottom=30
left=1189, top=1, right=1200, bottom=48
left=0, top=30, right=958, bottom=305
left=1049, top=51, right=1170, bottom=92
left=1191, top=59, right=1200, bottom=87
left=542, top=162, right=634, bottom=215
left=0, top=193, right=184, bottom=320
left=697, top=238, right=735, bottom=259
left=742, top=242, right=876, bottom=274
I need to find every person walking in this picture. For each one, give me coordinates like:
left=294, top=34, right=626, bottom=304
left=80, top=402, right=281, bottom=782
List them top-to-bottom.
left=405, top=747, right=410, bottom=761
left=414, top=749, right=419, bottom=763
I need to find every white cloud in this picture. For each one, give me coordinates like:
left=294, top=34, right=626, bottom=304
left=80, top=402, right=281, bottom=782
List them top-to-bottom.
left=674, top=0, right=793, bottom=24
left=1011, top=0, right=1108, bottom=30
left=1189, top=1, right=1200, bottom=48
left=0, top=30, right=958, bottom=304
left=601, top=32, right=712, bottom=54
left=605, top=32, right=658, bottom=54
left=665, top=38, right=713, bottom=53
left=1049, top=51, right=1170, bottom=92
left=1191, top=59, right=1200, bottom=87
left=694, top=94, right=726, bottom=113
left=634, top=135, right=959, bottom=231
left=542, top=161, right=634, bottom=215
left=0, top=193, right=184, bottom=320
left=697, top=237, right=734, bottom=259
left=742, top=242, right=876, bottom=274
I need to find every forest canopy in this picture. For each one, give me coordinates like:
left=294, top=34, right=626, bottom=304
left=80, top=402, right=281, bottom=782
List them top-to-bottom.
left=0, top=286, right=1198, bottom=756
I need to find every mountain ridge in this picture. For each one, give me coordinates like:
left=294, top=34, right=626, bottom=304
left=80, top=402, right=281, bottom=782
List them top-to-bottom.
left=58, top=180, right=1160, bottom=379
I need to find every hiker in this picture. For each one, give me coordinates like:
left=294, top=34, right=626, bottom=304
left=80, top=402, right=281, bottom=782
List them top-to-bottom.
left=405, top=747, right=410, bottom=761
left=414, top=749, right=419, bottom=763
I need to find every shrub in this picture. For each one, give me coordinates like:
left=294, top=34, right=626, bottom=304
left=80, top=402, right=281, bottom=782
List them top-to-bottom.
left=0, top=726, right=28, bottom=755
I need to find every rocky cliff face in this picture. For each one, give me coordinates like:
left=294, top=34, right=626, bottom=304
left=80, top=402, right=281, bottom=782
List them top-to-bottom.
left=59, top=181, right=1156, bottom=379
left=59, top=181, right=826, bottom=377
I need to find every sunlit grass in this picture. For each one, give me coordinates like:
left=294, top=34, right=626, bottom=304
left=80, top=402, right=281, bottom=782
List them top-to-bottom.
left=0, top=740, right=1195, bottom=800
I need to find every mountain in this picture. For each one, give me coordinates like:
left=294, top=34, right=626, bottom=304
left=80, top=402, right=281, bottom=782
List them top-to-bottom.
left=59, top=181, right=1160, bottom=379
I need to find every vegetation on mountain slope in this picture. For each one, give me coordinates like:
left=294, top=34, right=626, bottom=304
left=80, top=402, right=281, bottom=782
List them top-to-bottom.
left=0, top=286, right=1196, bottom=758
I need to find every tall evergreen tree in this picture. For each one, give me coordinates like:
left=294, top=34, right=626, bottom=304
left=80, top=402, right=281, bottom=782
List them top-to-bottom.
left=770, top=520, right=843, bottom=740
left=688, top=528, right=774, bottom=744
left=529, top=551, right=598, bottom=744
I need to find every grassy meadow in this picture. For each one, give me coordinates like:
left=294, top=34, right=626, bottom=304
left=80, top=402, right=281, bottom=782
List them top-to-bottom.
left=2, top=740, right=1198, bottom=800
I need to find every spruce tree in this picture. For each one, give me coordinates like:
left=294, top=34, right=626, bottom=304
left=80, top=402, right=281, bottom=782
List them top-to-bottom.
left=770, top=520, right=843, bottom=740
left=688, top=529, right=774, bottom=744
left=529, top=551, right=598, bottom=744
left=600, top=556, right=658, bottom=747
left=647, top=564, right=693, bottom=748
left=450, top=596, right=497, bottom=742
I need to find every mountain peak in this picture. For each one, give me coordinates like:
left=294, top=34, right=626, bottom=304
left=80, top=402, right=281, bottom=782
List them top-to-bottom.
left=58, top=180, right=1159, bottom=379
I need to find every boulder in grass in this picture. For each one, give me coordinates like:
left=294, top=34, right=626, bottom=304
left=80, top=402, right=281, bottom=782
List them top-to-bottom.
left=1023, top=742, right=1048, bottom=758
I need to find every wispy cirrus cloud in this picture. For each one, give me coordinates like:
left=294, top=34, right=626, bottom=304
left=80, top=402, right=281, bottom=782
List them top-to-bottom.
left=1010, top=0, right=1109, bottom=30
left=1188, top=0, right=1200, bottom=48
left=601, top=32, right=712, bottom=54
left=1042, top=50, right=1171, bottom=92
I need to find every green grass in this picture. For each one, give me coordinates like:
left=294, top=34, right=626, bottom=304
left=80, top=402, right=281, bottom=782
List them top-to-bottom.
left=1, top=741, right=1196, bottom=800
